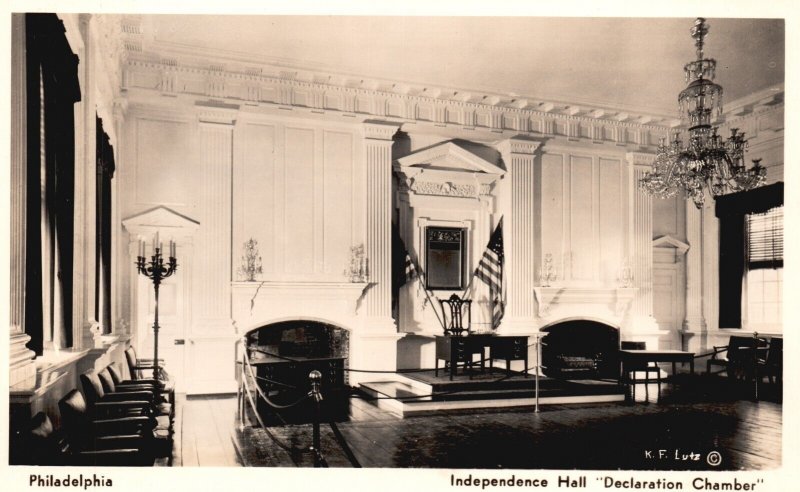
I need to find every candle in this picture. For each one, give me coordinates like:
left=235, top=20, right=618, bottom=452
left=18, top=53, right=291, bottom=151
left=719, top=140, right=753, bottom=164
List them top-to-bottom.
left=154, top=231, right=160, bottom=252
left=139, top=237, right=144, bottom=257
left=170, top=239, right=175, bottom=257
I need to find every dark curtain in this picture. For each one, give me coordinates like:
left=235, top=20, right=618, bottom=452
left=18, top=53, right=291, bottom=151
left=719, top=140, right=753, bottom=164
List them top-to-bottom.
left=24, top=14, right=81, bottom=354
left=96, top=116, right=115, bottom=333
left=715, top=182, right=784, bottom=329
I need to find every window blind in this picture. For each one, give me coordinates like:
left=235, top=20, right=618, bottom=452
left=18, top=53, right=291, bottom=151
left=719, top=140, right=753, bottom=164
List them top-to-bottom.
left=746, top=206, right=783, bottom=270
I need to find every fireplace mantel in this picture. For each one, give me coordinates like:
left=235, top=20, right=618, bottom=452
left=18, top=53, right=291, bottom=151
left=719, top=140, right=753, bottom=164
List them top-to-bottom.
left=231, top=281, right=370, bottom=333
left=533, top=286, right=637, bottom=324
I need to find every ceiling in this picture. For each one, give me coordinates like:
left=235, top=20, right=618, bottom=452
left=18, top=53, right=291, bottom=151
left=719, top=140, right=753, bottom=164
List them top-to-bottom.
left=140, top=15, right=784, bottom=117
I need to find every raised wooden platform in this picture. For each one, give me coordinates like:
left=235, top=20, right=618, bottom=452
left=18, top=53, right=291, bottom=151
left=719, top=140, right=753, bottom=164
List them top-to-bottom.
left=359, top=368, right=625, bottom=417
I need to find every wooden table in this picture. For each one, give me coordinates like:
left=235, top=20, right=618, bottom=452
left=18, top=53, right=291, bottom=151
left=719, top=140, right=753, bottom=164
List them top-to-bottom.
left=435, top=335, right=528, bottom=380
left=618, top=349, right=694, bottom=384
left=249, top=354, right=347, bottom=423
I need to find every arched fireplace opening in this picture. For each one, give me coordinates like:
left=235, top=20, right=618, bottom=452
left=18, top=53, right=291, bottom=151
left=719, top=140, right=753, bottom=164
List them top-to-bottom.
left=245, top=319, right=349, bottom=362
left=244, top=320, right=350, bottom=424
left=542, top=320, right=619, bottom=380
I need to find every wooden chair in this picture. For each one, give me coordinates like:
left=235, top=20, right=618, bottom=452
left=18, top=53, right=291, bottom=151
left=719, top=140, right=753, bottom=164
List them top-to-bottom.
left=439, top=293, right=472, bottom=336
left=436, top=294, right=484, bottom=378
left=706, top=335, right=766, bottom=380
left=757, top=337, right=782, bottom=385
left=621, top=341, right=661, bottom=400
left=125, top=346, right=168, bottom=381
left=108, top=362, right=175, bottom=410
left=99, top=367, right=175, bottom=420
left=80, top=370, right=173, bottom=433
left=58, top=389, right=171, bottom=460
left=23, top=412, right=153, bottom=466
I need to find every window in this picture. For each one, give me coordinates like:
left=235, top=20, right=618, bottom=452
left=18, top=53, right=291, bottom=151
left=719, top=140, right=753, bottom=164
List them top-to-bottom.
left=744, top=206, right=783, bottom=329
left=425, top=227, right=466, bottom=290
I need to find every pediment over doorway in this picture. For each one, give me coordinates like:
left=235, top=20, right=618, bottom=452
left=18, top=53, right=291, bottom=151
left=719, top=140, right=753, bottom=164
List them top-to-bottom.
left=394, top=141, right=505, bottom=198
left=122, top=206, right=200, bottom=239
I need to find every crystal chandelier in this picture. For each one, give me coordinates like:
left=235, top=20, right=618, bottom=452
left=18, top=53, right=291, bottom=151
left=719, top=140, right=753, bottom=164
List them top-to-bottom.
left=639, top=18, right=766, bottom=208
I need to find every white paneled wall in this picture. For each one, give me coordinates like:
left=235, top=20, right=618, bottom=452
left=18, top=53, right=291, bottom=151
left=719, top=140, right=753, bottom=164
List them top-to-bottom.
left=231, top=121, right=361, bottom=282
left=539, top=149, right=628, bottom=286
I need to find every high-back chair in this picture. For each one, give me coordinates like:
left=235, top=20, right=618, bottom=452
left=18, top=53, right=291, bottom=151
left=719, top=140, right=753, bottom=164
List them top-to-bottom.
left=435, top=294, right=487, bottom=379
left=439, top=294, right=472, bottom=336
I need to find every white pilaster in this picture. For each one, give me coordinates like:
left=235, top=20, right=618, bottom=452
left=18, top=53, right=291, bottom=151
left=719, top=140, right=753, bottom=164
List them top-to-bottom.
left=10, top=14, right=36, bottom=385
left=63, top=14, right=102, bottom=349
left=111, top=99, right=128, bottom=334
left=196, top=112, right=235, bottom=332
left=362, top=120, right=400, bottom=331
left=497, top=136, right=541, bottom=333
left=627, top=152, right=660, bottom=335
left=701, top=195, right=720, bottom=331
left=684, top=200, right=706, bottom=333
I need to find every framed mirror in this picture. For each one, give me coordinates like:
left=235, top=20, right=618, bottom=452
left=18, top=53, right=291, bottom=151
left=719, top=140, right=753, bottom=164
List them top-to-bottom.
left=426, top=227, right=466, bottom=290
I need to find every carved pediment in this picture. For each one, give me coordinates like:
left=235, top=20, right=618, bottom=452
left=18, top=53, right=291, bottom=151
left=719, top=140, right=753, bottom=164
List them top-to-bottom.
left=395, top=141, right=504, bottom=198
left=396, top=141, right=505, bottom=176
left=122, top=206, right=200, bottom=239
left=652, top=235, right=690, bottom=254
left=652, top=235, right=690, bottom=264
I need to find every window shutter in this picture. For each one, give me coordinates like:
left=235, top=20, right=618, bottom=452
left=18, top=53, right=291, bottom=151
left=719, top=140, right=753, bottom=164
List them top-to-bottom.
left=746, top=206, right=783, bottom=270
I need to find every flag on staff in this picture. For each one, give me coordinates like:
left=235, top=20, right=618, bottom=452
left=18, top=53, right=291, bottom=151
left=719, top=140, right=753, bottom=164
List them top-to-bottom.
left=475, top=218, right=504, bottom=328
left=392, top=224, right=419, bottom=307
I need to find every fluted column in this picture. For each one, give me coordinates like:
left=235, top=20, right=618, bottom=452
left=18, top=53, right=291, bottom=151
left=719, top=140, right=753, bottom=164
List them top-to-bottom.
left=10, top=13, right=37, bottom=386
left=195, top=112, right=235, bottom=331
left=362, top=120, right=399, bottom=329
left=498, top=136, right=540, bottom=333
left=627, top=152, right=660, bottom=333
left=684, top=200, right=706, bottom=333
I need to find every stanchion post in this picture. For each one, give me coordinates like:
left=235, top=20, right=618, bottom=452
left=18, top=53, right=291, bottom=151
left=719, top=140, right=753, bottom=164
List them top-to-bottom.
left=534, top=336, right=540, bottom=413
left=238, top=347, right=246, bottom=429
left=309, top=370, right=324, bottom=467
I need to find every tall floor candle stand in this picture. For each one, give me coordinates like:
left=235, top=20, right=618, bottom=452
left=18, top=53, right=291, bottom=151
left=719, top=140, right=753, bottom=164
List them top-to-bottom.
left=136, top=236, right=178, bottom=382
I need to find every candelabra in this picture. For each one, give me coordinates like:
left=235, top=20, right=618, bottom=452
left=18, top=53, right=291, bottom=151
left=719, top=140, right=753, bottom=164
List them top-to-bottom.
left=136, top=233, right=178, bottom=382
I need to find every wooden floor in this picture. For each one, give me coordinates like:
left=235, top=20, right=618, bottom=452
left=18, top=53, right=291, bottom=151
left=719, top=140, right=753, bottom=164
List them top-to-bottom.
left=173, top=377, right=782, bottom=470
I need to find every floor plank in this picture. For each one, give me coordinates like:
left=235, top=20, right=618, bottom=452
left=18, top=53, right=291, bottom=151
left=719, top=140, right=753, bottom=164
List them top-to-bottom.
left=173, top=378, right=781, bottom=470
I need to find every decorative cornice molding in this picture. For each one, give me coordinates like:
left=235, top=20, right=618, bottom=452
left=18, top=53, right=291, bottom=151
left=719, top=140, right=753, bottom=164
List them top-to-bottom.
left=122, top=57, right=671, bottom=150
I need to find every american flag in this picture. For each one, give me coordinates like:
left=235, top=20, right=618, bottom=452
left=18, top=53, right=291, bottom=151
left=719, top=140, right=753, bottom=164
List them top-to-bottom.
left=475, top=218, right=504, bottom=328
left=392, top=224, right=419, bottom=307
left=403, top=248, right=418, bottom=283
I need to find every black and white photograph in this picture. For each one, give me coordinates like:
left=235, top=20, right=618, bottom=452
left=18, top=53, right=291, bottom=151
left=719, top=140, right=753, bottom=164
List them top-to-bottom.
left=2, top=1, right=796, bottom=490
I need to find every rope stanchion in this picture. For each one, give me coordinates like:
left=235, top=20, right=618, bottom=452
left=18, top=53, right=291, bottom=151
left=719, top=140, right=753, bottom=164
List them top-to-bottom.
left=239, top=335, right=553, bottom=464
left=240, top=351, right=325, bottom=465
left=244, top=356, right=312, bottom=410
left=240, top=365, right=301, bottom=460
left=308, top=371, right=327, bottom=468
